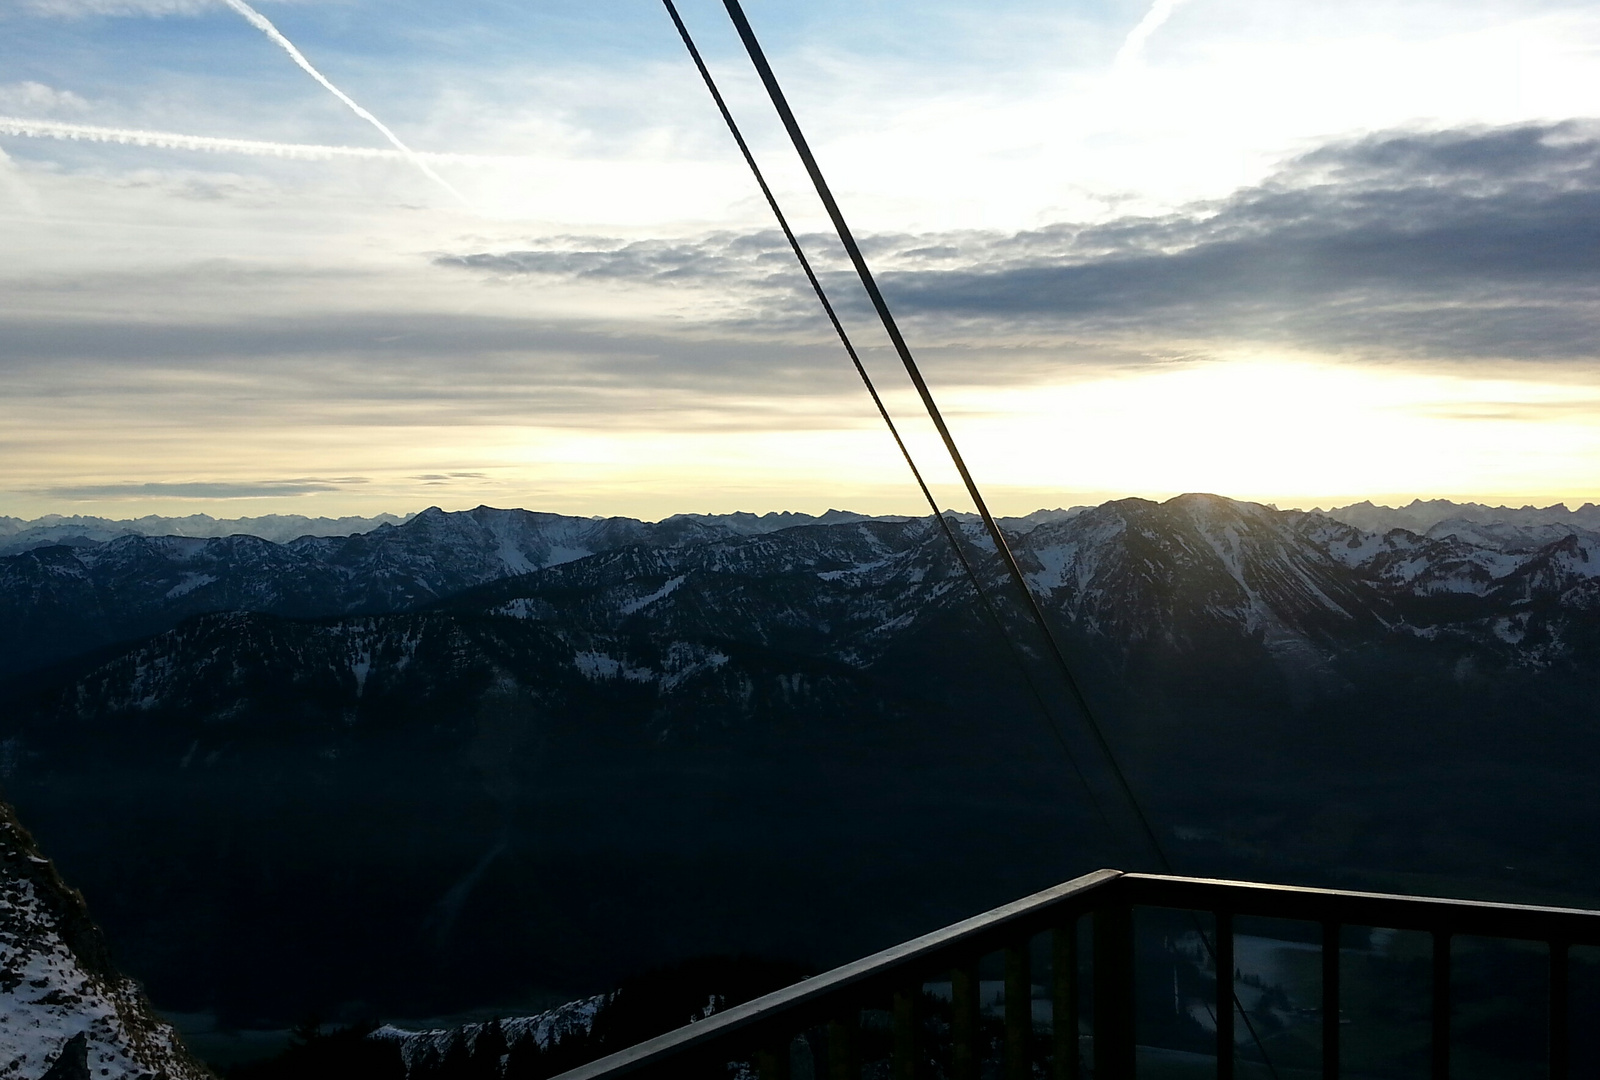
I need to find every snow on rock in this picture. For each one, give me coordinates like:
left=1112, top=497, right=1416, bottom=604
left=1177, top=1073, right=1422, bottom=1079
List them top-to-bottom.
left=1425, top=517, right=1595, bottom=553
left=162, top=574, right=215, bottom=600
left=619, top=575, right=686, bottom=615
left=494, top=598, right=555, bottom=621
left=572, top=651, right=655, bottom=683
left=0, top=802, right=209, bottom=1080
left=370, top=994, right=604, bottom=1077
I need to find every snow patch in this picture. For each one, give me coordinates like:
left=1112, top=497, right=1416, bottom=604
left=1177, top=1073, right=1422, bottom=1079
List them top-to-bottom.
left=495, top=536, right=536, bottom=574
left=544, top=545, right=594, bottom=567
left=816, top=559, right=887, bottom=582
left=164, top=572, right=215, bottom=599
left=620, top=575, right=686, bottom=614
left=495, top=597, right=552, bottom=620
left=351, top=650, right=372, bottom=696
left=573, top=651, right=655, bottom=682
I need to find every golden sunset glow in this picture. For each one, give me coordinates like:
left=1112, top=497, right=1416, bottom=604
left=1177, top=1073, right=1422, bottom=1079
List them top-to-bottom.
left=3, top=0, right=1599, bottom=521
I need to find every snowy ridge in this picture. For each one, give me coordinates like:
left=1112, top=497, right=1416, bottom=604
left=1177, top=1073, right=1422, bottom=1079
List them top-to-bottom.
left=8, top=495, right=1600, bottom=705
left=1324, top=498, right=1600, bottom=535
left=0, top=512, right=412, bottom=554
left=0, top=803, right=209, bottom=1080
left=369, top=994, right=604, bottom=1077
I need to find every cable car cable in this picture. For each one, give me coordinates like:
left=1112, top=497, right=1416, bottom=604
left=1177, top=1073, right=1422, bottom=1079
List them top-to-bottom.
left=660, top=0, right=1118, bottom=847
left=718, top=0, right=1170, bottom=873
left=709, top=7, right=1284, bottom=1072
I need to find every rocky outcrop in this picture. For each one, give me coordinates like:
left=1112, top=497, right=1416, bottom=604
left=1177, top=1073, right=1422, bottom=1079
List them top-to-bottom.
left=0, top=802, right=209, bottom=1080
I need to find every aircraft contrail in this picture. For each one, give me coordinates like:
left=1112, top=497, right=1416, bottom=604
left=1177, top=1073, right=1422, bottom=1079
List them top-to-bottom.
left=218, top=0, right=473, bottom=207
left=1114, top=0, right=1192, bottom=69
left=0, top=116, right=512, bottom=164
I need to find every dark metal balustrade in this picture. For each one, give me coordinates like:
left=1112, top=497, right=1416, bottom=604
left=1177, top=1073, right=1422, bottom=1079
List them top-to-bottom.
left=552, top=869, right=1600, bottom=1079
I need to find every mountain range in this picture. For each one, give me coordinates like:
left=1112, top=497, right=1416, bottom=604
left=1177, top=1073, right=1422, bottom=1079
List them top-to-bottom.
left=1, top=493, right=1597, bottom=1042
left=2, top=496, right=1590, bottom=555
left=0, top=511, right=415, bottom=554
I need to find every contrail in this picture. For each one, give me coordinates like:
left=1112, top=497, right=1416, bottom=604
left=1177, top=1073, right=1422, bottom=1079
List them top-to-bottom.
left=218, top=0, right=473, bottom=207
left=1114, top=0, right=1192, bottom=69
left=0, top=115, right=512, bottom=164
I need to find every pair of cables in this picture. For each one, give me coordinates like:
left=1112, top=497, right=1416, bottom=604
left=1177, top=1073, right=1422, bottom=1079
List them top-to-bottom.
left=662, top=0, right=1161, bottom=870
left=660, top=4, right=1282, bottom=1075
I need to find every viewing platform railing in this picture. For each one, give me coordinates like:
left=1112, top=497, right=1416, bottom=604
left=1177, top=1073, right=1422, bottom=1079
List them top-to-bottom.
left=552, top=869, right=1600, bottom=1080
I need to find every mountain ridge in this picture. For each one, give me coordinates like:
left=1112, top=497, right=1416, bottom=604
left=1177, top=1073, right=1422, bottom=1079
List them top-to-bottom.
left=2, top=495, right=1590, bottom=550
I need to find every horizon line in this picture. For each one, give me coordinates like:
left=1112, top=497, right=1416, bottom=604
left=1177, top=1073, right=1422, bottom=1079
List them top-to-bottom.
left=6, top=491, right=1600, bottom=530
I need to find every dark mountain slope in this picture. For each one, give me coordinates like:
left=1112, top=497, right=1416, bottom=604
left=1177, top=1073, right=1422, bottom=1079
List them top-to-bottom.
left=3, top=494, right=1598, bottom=1028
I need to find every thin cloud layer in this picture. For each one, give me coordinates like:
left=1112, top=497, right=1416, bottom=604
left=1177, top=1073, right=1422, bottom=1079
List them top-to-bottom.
left=441, top=122, right=1600, bottom=363
left=41, top=479, right=364, bottom=499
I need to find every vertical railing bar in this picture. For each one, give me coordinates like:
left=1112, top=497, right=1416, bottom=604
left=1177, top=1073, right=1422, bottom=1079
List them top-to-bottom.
left=1094, top=903, right=1136, bottom=1080
left=1217, top=911, right=1234, bottom=1080
left=1321, top=921, right=1340, bottom=1080
left=1053, top=923, right=1080, bottom=1080
left=1431, top=930, right=1451, bottom=1080
left=1550, top=940, right=1569, bottom=1080
left=1006, top=941, right=1032, bottom=1080
left=953, top=960, right=981, bottom=1080
left=892, top=986, right=919, bottom=1080
left=827, top=1013, right=859, bottom=1080
left=756, top=1039, right=793, bottom=1080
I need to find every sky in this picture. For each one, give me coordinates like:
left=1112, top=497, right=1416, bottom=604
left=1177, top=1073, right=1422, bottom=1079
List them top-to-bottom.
left=2, top=0, right=1600, bottom=521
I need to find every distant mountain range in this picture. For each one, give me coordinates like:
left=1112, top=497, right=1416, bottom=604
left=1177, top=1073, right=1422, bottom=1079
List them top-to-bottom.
left=2, top=493, right=1597, bottom=1036
left=2, top=496, right=1595, bottom=682
left=1, top=497, right=1593, bottom=553
left=1319, top=498, right=1600, bottom=541
left=0, top=505, right=1087, bottom=679
left=0, top=506, right=1095, bottom=559
left=0, top=510, right=417, bottom=552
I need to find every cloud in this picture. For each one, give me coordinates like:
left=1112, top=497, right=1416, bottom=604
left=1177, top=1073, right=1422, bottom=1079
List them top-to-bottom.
left=20, top=0, right=218, bottom=16
left=217, top=0, right=473, bottom=208
left=1114, top=0, right=1193, bottom=70
left=0, top=83, right=90, bottom=115
left=0, top=116, right=512, bottom=163
left=439, top=121, right=1600, bottom=363
left=877, top=122, right=1600, bottom=358
left=437, top=231, right=820, bottom=288
left=0, top=299, right=880, bottom=429
left=38, top=478, right=367, bottom=499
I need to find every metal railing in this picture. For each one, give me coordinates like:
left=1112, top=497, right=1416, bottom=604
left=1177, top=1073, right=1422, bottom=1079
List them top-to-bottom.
left=552, top=869, right=1600, bottom=1079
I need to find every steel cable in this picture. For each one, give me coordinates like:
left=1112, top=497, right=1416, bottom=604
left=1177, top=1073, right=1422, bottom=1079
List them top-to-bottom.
left=660, top=0, right=1118, bottom=849
left=696, top=4, right=1284, bottom=1073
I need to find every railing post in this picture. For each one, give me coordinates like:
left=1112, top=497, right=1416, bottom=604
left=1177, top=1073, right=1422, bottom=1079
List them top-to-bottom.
left=1094, top=902, right=1136, bottom=1080
left=1217, top=911, right=1234, bottom=1080
left=1322, top=921, right=1340, bottom=1080
left=1053, top=924, right=1079, bottom=1080
left=1431, top=931, right=1451, bottom=1080
left=1550, top=940, right=1569, bottom=1080
left=1006, top=942, right=1032, bottom=1080
left=952, top=960, right=981, bottom=1080
left=892, top=987, right=919, bottom=1080
left=828, top=1014, right=859, bottom=1080
left=756, top=1041, right=792, bottom=1080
